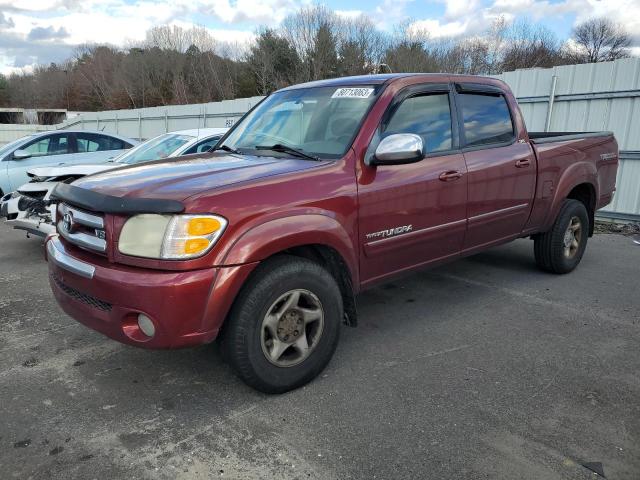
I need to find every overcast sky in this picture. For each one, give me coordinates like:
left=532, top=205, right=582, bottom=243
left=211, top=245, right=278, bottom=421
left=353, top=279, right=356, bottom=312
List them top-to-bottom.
left=1, top=0, right=639, bottom=74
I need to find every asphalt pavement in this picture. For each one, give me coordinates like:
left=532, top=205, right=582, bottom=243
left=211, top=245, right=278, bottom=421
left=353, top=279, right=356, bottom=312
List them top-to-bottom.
left=1, top=223, right=639, bottom=479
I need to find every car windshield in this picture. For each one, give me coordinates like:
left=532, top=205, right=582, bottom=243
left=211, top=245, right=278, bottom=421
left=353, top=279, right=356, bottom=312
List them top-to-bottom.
left=221, top=85, right=380, bottom=159
left=117, top=133, right=194, bottom=164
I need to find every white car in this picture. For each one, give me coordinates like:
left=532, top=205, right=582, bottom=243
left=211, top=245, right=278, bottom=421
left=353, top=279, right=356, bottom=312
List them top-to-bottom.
left=0, top=128, right=227, bottom=237
left=0, top=129, right=137, bottom=197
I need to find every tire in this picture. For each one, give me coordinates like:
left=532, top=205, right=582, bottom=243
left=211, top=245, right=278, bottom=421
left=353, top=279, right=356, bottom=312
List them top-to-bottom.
left=534, top=199, right=589, bottom=274
left=221, top=255, right=342, bottom=393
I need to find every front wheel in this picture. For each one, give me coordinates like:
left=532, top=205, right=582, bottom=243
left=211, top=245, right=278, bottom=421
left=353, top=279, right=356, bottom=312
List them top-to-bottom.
left=534, top=199, right=589, bottom=274
left=221, top=255, right=342, bottom=393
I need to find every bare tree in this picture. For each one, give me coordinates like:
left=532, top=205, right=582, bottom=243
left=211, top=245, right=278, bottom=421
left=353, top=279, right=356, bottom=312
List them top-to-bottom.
left=281, top=5, right=337, bottom=82
left=0, top=11, right=635, bottom=111
left=337, top=15, right=388, bottom=75
left=571, top=17, right=631, bottom=63
left=500, top=20, right=567, bottom=71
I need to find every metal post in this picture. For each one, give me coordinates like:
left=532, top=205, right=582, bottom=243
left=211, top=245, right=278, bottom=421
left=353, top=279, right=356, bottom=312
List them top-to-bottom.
left=544, top=75, right=558, bottom=132
left=165, top=109, right=168, bottom=133
left=115, top=112, right=119, bottom=134
left=96, top=115, right=99, bottom=131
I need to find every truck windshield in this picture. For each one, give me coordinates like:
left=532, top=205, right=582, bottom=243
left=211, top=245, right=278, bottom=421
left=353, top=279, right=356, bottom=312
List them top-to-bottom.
left=221, top=85, right=380, bottom=159
left=117, top=133, right=194, bottom=164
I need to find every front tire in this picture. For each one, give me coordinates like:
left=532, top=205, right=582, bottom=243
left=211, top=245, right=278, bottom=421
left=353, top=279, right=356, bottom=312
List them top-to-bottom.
left=534, top=199, right=589, bottom=274
left=221, top=255, right=342, bottom=393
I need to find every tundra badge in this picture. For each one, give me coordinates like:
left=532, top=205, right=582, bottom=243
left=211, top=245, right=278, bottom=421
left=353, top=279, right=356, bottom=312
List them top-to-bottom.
left=366, top=225, right=413, bottom=240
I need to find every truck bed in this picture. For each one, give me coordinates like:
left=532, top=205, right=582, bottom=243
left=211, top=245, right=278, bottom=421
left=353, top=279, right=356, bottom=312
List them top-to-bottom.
left=523, top=131, right=618, bottom=234
left=529, top=131, right=613, bottom=144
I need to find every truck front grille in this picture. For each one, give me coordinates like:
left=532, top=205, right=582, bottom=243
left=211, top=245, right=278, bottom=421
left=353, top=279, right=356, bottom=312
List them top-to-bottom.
left=57, top=203, right=107, bottom=254
left=52, top=274, right=112, bottom=312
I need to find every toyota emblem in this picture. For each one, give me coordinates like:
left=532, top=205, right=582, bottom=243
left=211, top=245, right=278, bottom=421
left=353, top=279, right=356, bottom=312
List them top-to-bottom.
left=62, top=212, right=74, bottom=232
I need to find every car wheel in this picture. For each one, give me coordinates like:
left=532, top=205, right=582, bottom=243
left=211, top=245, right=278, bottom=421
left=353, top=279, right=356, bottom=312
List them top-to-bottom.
left=534, top=199, right=589, bottom=274
left=221, top=255, right=342, bottom=393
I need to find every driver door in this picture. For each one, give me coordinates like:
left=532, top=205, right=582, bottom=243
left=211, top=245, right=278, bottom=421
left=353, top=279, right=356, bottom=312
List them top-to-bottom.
left=357, top=86, right=468, bottom=286
left=7, top=133, right=72, bottom=190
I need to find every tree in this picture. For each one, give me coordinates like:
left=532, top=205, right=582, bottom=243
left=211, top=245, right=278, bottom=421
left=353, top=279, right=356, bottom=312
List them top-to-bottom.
left=281, top=5, right=337, bottom=82
left=0, top=12, right=634, bottom=111
left=337, top=15, right=388, bottom=76
left=571, top=18, right=631, bottom=63
left=499, top=20, right=567, bottom=71
left=311, top=24, right=337, bottom=79
left=247, top=29, right=300, bottom=95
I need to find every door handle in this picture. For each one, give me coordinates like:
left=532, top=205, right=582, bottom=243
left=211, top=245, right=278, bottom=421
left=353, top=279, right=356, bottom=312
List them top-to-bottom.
left=515, top=158, right=531, bottom=168
left=439, top=170, right=463, bottom=182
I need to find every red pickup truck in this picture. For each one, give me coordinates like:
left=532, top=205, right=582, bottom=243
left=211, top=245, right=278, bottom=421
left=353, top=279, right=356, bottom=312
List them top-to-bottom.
left=45, top=74, right=618, bottom=393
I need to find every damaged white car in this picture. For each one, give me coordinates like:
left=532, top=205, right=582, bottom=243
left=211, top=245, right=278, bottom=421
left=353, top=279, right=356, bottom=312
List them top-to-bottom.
left=0, top=127, right=228, bottom=238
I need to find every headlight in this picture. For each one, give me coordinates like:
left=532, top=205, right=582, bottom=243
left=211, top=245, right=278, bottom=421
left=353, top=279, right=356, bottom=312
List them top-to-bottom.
left=118, top=214, right=227, bottom=259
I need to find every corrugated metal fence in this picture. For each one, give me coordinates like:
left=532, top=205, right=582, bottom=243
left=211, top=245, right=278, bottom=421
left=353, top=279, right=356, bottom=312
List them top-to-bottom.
left=495, top=58, right=640, bottom=221
left=1, top=59, right=638, bottom=220
left=0, top=97, right=264, bottom=146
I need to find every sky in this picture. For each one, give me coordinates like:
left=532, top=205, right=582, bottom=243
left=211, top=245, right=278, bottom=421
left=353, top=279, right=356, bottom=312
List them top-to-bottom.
left=0, top=0, right=639, bottom=75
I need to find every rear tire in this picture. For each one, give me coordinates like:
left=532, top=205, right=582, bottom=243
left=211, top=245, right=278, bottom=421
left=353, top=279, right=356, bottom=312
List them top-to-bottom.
left=534, top=199, right=589, bottom=274
left=221, top=255, right=342, bottom=393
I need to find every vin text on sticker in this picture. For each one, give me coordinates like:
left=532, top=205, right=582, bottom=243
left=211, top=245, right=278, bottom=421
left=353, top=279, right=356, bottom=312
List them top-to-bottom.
left=331, top=87, right=374, bottom=99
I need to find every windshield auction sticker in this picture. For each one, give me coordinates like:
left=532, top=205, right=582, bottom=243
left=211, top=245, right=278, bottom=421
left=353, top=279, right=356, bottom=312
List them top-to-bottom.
left=331, top=87, right=375, bottom=99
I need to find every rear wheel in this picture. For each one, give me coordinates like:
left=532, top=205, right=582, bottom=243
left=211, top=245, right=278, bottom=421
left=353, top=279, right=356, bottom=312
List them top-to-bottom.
left=534, top=199, right=589, bottom=274
left=221, top=255, right=342, bottom=393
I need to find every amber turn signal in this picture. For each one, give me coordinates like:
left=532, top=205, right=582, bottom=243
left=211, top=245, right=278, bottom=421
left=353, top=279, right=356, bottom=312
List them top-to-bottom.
left=187, top=217, right=221, bottom=236
left=184, top=237, right=211, bottom=254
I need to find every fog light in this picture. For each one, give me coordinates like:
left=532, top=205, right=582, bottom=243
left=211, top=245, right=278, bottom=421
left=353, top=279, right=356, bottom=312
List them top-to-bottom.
left=137, top=314, right=155, bottom=337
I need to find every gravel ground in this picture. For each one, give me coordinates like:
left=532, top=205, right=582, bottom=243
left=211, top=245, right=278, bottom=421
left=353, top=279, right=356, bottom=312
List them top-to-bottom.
left=1, top=223, right=639, bottom=480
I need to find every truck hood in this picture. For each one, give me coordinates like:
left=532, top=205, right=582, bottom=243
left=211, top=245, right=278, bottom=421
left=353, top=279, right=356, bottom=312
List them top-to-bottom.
left=72, top=153, right=325, bottom=202
left=29, top=163, right=120, bottom=179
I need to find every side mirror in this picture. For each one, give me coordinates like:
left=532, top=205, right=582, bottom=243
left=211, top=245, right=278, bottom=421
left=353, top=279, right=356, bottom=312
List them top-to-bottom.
left=372, top=134, right=424, bottom=165
left=13, top=149, right=32, bottom=160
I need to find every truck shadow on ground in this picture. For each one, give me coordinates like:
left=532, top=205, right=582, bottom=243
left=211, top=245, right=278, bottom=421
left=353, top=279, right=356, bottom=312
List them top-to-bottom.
left=76, top=239, right=543, bottom=400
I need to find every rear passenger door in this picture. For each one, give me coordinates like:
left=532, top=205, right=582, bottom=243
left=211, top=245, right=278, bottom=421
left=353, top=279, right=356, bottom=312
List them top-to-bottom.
left=358, top=84, right=468, bottom=285
left=454, top=84, right=536, bottom=251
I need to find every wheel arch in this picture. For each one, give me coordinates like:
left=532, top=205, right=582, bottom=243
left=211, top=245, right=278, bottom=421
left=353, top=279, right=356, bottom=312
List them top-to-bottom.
left=543, top=161, right=598, bottom=235
left=566, top=182, right=596, bottom=236
left=218, top=214, right=359, bottom=326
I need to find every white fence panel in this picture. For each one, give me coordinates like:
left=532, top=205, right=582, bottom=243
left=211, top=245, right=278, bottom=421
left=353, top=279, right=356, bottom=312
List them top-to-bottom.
left=496, top=57, right=640, bottom=220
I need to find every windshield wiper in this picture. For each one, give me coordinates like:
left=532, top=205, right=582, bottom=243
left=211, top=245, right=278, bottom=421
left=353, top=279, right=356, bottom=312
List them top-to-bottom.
left=211, top=144, right=242, bottom=154
left=255, top=144, right=319, bottom=161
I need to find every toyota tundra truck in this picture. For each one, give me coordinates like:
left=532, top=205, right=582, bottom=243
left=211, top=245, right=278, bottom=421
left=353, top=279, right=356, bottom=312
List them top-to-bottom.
left=45, top=74, right=618, bottom=393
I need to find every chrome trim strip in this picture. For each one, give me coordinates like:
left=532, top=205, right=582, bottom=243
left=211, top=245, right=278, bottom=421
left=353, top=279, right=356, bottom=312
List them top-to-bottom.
left=60, top=203, right=104, bottom=229
left=468, top=203, right=529, bottom=222
left=366, top=218, right=467, bottom=247
left=58, top=221, right=107, bottom=252
left=47, top=236, right=95, bottom=279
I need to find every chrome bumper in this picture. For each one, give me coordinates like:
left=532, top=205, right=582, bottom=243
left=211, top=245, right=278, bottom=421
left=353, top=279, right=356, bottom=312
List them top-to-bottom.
left=46, top=235, right=95, bottom=279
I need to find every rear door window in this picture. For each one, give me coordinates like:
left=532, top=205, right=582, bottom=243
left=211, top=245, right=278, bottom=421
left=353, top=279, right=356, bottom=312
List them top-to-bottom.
left=458, top=93, right=514, bottom=147
left=76, top=133, right=126, bottom=152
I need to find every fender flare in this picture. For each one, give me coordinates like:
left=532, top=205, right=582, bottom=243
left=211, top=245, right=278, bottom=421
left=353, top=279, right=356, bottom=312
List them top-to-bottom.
left=542, top=160, right=598, bottom=232
left=220, top=214, right=359, bottom=287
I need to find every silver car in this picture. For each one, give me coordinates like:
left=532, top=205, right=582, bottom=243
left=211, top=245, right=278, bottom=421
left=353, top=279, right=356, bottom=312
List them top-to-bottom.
left=0, top=130, right=137, bottom=197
